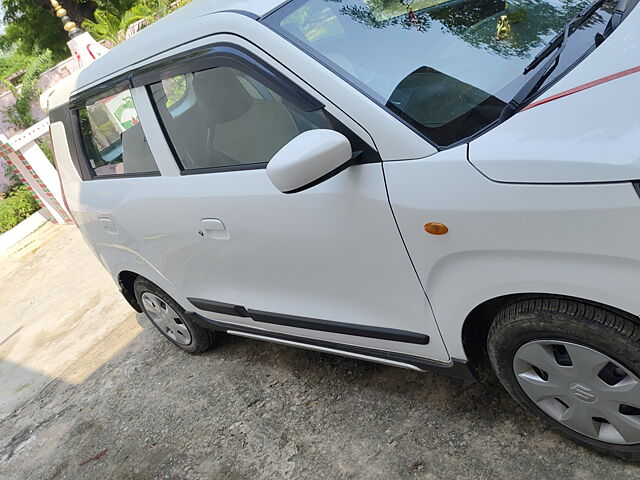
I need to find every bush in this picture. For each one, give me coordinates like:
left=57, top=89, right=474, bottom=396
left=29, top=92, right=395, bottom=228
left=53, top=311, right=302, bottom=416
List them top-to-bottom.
left=0, top=184, right=40, bottom=234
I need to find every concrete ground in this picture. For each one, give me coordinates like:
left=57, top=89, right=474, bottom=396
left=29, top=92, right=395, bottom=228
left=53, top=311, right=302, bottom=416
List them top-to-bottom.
left=0, top=225, right=638, bottom=480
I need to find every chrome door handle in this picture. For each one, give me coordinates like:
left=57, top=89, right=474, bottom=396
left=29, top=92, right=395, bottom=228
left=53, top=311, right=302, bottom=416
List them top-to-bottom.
left=200, top=218, right=229, bottom=240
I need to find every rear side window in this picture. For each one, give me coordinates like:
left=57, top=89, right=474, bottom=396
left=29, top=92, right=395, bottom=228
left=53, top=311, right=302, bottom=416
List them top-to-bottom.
left=149, top=66, right=331, bottom=172
left=78, top=88, right=159, bottom=177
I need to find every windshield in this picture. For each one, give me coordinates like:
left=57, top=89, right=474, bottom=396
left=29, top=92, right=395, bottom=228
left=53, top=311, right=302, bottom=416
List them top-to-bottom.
left=264, top=0, right=615, bottom=147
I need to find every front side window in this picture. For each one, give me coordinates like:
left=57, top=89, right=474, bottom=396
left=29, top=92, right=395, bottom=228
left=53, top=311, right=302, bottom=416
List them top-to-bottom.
left=264, top=0, right=617, bottom=147
left=149, top=66, right=331, bottom=171
left=78, top=88, right=158, bottom=177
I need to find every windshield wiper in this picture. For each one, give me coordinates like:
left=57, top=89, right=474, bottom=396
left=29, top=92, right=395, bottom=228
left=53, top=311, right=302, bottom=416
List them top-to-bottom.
left=500, top=0, right=607, bottom=120
left=524, top=0, right=607, bottom=74
left=603, top=0, right=636, bottom=35
left=499, top=20, right=574, bottom=120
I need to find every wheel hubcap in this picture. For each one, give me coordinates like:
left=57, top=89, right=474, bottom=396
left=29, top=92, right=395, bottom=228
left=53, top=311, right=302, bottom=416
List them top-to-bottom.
left=141, top=292, right=192, bottom=346
left=513, top=340, right=640, bottom=445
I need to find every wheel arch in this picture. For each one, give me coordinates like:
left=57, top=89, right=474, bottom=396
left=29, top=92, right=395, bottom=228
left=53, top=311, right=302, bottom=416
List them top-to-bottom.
left=118, top=270, right=143, bottom=312
left=461, top=293, right=640, bottom=376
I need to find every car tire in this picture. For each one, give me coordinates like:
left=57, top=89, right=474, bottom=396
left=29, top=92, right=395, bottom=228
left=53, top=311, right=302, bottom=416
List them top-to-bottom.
left=134, top=277, right=214, bottom=354
left=487, top=297, right=640, bottom=460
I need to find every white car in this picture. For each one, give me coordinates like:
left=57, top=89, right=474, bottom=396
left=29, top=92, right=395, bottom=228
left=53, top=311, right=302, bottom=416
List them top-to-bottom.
left=48, top=0, right=640, bottom=459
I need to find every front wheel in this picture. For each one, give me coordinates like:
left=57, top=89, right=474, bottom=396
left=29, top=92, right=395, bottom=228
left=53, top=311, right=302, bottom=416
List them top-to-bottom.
left=487, top=297, right=640, bottom=460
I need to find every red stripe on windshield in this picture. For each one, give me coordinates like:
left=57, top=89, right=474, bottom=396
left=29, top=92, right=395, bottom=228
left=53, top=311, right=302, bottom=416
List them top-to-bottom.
left=522, top=65, right=640, bottom=111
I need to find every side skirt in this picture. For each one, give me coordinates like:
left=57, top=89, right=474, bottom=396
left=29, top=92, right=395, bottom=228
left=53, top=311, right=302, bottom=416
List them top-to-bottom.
left=187, top=297, right=429, bottom=345
left=187, top=311, right=475, bottom=381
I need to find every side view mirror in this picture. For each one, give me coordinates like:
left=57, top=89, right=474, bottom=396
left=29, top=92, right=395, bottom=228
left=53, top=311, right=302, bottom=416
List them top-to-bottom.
left=266, top=129, right=352, bottom=194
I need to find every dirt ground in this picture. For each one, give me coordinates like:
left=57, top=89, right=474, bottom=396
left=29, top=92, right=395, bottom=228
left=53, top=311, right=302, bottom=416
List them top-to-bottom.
left=0, top=224, right=639, bottom=480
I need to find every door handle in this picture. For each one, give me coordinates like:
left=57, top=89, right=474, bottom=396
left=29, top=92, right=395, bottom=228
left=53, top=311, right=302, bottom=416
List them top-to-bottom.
left=99, top=217, right=118, bottom=235
left=200, top=218, right=229, bottom=240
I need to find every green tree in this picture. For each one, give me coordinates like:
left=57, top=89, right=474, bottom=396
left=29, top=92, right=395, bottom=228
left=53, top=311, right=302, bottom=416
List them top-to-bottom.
left=0, top=0, right=98, bottom=60
left=0, top=0, right=149, bottom=60
left=82, top=0, right=193, bottom=44
left=95, top=0, right=137, bottom=12
left=151, top=0, right=193, bottom=19
left=82, top=3, right=152, bottom=44
left=0, top=50, right=32, bottom=80
left=2, top=50, right=55, bottom=130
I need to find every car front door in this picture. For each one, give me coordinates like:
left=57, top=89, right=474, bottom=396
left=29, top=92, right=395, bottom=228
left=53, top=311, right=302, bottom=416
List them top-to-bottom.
left=131, top=40, right=450, bottom=363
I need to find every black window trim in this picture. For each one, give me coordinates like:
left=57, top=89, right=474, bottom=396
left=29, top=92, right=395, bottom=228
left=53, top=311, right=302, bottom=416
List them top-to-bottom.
left=70, top=41, right=381, bottom=178
left=137, top=42, right=324, bottom=175
left=137, top=42, right=329, bottom=175
left=138, top=42, right=380, bottom=175
left=131, top=43, right=324, bottom=113
left=178, top=162, right=269, bottom=176
left=85, top=171, right=162, bottom=181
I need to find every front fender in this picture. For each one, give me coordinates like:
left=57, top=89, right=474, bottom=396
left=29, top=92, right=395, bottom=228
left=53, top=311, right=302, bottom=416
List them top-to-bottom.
left=384, top=148, right=640, bottom=360
left=428, top=250, right=640, bottom=359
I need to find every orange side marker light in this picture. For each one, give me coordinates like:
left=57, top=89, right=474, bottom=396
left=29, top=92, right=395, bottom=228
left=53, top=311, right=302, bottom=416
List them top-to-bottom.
left=424, top=222, right=448, bottom=235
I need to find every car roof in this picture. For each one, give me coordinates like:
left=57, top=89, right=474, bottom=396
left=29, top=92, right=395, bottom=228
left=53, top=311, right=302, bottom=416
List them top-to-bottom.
left=72, top=0, right=284, bottom=96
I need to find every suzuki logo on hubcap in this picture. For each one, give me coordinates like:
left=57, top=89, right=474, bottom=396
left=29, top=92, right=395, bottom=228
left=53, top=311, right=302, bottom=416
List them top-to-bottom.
left=569, top=382, right=597, bottom=403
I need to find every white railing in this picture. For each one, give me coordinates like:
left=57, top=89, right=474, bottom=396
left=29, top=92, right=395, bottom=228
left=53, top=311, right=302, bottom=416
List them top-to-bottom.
left=0, top=118, right=72, bottom=224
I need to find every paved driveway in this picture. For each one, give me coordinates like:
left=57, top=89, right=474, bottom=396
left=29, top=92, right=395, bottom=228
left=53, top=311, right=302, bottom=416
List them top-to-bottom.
left=0, top=224, right=638, bottom=479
